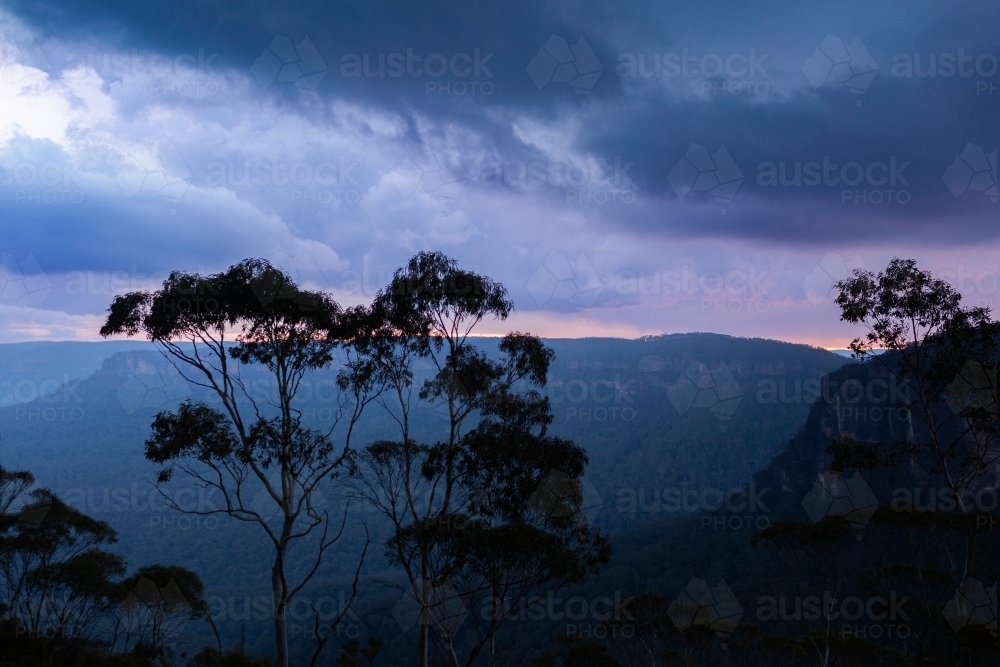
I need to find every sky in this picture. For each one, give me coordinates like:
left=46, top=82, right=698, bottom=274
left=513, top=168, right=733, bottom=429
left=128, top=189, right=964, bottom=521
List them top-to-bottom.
left=0, top=0, right=997, bottom=347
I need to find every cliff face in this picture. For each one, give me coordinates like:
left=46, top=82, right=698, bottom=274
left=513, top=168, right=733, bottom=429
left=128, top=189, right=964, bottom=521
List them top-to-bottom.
left=754, top=350, right=1000, bottom=524
left=568, top=351, right=999, bottom=643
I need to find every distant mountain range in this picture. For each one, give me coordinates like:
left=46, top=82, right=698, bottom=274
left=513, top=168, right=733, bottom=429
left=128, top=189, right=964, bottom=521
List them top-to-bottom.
left=0, top=334, right=849, bottom=660
left=0, top=340, right=153, bottom=407
left=537, top=347, right=1000, bottom=660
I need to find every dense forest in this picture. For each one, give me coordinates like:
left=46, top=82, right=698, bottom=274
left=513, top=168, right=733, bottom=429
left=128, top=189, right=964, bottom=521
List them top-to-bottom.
left=1, top=255, right=997, bottom=666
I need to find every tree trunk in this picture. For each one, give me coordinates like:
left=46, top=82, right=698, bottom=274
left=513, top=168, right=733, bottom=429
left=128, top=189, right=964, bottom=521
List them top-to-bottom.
left=419, top=547, right=429, bottom=667
left=273, top=563, right=288, bottom=667
left=419, top=624, right=428, bottom=667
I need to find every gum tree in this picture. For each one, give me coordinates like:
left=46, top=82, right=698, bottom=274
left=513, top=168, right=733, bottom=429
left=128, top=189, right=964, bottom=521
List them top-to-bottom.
left=350, top=252, right=609, bottom=667
left=833, top=257, right=1000, bottom=527
left=754, top=258, right=1000, bottom=665
left=100, top=259, right=380, bottom=667
left=832, top=259, right=999, bottom=661
left=1, top=467, right=210, bottom=660
left=0, top=488, right=123, bottom=642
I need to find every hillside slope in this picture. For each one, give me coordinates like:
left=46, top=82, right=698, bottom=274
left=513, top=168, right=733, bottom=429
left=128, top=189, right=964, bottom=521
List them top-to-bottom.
left=0, top=334, right=848, bottom=659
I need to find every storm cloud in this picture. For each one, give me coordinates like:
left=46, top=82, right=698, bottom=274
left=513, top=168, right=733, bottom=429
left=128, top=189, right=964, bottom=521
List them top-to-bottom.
left=0, top=0, right=997, bottom=344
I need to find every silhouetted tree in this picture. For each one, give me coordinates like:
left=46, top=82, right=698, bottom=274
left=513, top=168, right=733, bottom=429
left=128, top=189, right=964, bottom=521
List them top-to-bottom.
left=350, top=252, right=609, bottom=667
left=834, top=257, right=999, bottom=527
left=753, top=258, right=1000, bottom=666
left=101, top=259, right=379, bottom=667
left=1, top=464, right=209, bottom=664
left=0, top=465, right=34, bottom=516
left=0, top=487, right=123, bottom=643
left=112, top=564, right=213, bottom=658
left=529, top=632, right=619, bottom=667
left=337, top=636, right=384, bottom=667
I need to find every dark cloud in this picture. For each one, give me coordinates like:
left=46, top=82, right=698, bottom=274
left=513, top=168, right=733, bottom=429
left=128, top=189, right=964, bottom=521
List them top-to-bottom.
left=0, top=0, right=997, bottom=342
